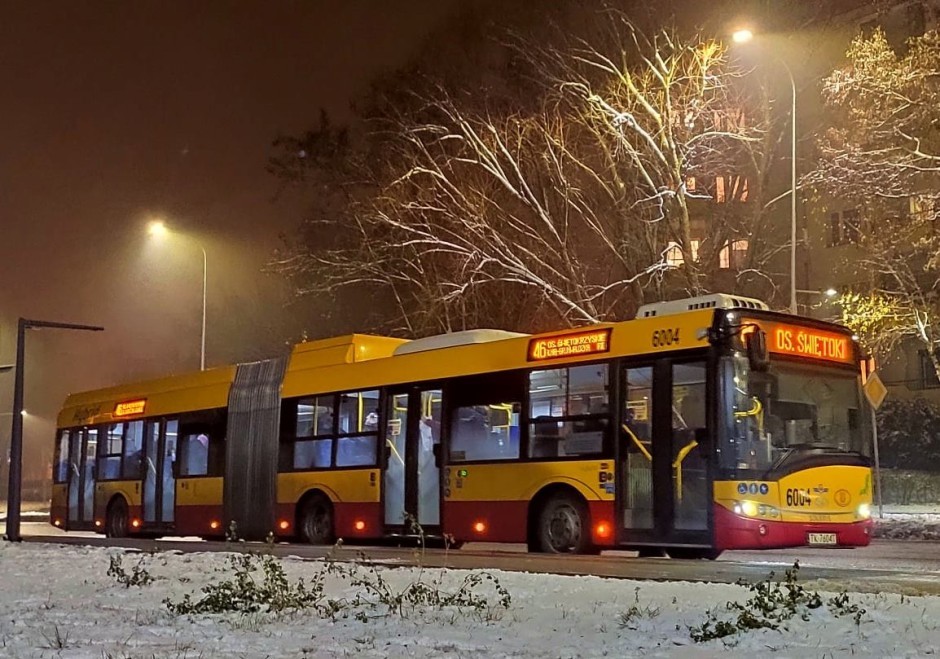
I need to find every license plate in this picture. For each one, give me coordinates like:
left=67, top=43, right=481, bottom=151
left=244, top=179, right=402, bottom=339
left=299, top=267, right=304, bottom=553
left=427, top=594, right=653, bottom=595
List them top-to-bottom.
left=807, top=532, right=837, bottom=546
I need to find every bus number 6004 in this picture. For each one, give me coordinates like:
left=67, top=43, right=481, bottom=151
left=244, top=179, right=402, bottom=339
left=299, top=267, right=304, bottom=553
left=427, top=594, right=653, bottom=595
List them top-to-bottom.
left=652, top=328, right=680, bottom=347
left=786, top=488, right=812, bottom=507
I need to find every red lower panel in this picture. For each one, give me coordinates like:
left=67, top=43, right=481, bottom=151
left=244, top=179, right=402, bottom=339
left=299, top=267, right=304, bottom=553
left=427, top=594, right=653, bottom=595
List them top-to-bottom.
left=442, top=500, right=615, bottom=546
left=444, top=500, right=529, bottom=543
left=274, top=501, right=383, bottom=541
left=588, top=501, right=616, bottom=547
left=714, top=503, right=872, bottom=550
left=49, top=504, right=67, bottom=529
left=174, top=504, right=224, bottom=537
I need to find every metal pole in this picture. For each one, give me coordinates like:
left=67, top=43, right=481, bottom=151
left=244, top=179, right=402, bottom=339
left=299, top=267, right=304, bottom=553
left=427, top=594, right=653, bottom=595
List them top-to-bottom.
left=783, top=61, right=798, bottom=315
left=200, top=245, right=207, bottom=371
left=4, top=319, right=103, bottom=543
left=5, top=319, right=26, bottom=542
left=870, top=405, right=884, bottom=518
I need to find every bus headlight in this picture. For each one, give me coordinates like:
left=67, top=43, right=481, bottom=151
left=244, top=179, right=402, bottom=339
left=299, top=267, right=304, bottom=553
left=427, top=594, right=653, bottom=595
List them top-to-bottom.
left=734, top=501, right=759, bottom=517
left=857, top=503, right=871, bottom=519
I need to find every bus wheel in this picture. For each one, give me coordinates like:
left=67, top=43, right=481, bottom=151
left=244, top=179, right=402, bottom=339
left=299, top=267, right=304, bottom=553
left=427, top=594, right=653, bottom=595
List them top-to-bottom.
left=536, top=493, right=591, bottom=554
left=298, top=495, right=334, bottom=545
left=105, top=498, right=129, bottom=538
left=666, top=547, right=722, bottom=560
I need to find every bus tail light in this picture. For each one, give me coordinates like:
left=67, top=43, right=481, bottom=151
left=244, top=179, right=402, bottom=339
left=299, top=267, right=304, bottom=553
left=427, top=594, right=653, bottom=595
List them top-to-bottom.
left=210, top=520, right=220, bottom=530
left=278, top=520, right=290, bottom=531
left=354, top=520, right=366, bottom=531
left=473, top=521, right=487, bottom=534
left=594, top=521, right=611, bottom=540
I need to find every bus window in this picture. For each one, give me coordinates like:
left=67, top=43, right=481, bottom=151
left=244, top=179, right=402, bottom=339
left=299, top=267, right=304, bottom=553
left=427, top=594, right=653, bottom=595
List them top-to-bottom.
left=528, top=364, right=610, bottom=458
left=338, top=390, right=379, bottom=434
left=297, top=395, right=334, bottom=437
left=450, top=403, right=521, bottom=461
left=122, top=421, right=145, bottom=479
left=98, top=423, right=123, bottom=481
left=54, top=430, right=70, bottom=483
left=179, top=433, right=210, bottom=476
left=336, top=435, right=378, bottom=467
left=294, top=438, right=332, bottom=469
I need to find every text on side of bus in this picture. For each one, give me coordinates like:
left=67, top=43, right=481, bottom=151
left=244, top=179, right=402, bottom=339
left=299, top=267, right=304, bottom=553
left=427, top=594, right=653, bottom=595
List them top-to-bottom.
left=528, top=328, right=612, bottom=361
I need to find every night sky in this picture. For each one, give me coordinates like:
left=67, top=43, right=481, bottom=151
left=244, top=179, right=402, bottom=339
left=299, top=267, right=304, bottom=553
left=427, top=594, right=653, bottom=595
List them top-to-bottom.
left=0, top=1, right=460, bottom=476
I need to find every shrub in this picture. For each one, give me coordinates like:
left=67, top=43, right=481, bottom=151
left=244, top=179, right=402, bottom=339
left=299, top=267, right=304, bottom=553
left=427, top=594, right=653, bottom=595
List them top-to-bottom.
left=107, top=554, right=155, bottom=588
left=689, top=562, right=864, bottom=643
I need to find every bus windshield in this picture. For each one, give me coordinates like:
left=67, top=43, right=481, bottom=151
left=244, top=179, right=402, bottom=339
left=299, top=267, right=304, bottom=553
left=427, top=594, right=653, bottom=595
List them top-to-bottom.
left=718, top=354, right=870, bottom=477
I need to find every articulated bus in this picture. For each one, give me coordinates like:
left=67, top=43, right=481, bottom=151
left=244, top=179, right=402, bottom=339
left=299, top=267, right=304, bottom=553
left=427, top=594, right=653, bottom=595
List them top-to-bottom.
left=50, top=294, right=873, bottom=558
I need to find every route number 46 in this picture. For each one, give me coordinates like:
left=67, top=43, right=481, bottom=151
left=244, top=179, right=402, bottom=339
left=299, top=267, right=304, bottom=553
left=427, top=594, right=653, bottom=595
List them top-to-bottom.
left=652, top=328, right=680, bottom=348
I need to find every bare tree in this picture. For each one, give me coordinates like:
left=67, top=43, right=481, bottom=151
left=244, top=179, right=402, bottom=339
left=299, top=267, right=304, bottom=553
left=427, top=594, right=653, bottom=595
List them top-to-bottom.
left=272, top=14, right=783, bottom=336
left=807, top=29, right=940, bottom=372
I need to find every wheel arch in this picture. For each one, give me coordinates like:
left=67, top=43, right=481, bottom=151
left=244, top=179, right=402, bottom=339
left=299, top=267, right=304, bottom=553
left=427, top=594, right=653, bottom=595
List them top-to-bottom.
left=526, top=482, right=591, bottom=550
left=294, top=488, right=335, bottom=534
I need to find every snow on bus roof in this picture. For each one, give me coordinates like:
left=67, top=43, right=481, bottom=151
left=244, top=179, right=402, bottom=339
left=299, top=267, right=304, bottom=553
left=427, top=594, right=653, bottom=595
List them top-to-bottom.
left=393, top=329, right=528, bottom=356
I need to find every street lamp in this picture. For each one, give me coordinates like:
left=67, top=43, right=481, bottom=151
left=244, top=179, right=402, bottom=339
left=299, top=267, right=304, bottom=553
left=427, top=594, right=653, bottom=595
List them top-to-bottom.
left=733, top=28, right=799, bottom=315
left=148, top=220, right=208, bottom=371
left=4, top=318, right=104, bottom=542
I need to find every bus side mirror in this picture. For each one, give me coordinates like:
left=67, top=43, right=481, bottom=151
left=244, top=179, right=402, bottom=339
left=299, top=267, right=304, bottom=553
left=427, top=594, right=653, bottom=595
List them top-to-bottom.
left=745, top=329, right=770, bottom=372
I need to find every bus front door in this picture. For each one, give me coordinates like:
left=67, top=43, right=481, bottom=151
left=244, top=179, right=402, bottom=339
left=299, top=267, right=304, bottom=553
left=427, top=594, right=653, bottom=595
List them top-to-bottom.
left=619, top=360, right=711, bottom=549
left=383, top=387, right=443, bottom=533
left=142, top=419, right=178, bottom=527
left=66, top=428, right=97, bottom=529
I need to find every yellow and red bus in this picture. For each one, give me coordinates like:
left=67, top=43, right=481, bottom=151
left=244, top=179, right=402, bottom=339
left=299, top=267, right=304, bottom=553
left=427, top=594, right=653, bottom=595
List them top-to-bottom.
left=50, top=294, right=873, bottom=558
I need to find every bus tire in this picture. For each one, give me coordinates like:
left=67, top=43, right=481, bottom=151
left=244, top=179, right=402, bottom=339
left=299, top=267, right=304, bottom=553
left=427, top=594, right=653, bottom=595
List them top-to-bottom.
left=535, top=492, right=592, bottom=554
left=297, top=494, right=334, bottom=545
left=105, top=497, right=129, bottom=538
left=666, top=547, right=722, bottom=560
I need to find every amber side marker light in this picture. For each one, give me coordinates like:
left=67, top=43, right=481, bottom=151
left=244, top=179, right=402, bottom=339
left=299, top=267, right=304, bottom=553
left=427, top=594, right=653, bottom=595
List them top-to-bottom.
left=53, top=519, right=62, bottom=527
left=131, top=519, right=141, bottom=528
left=95, top=520, right=102, bottom=528
left=209, top=520, right=220, bottom=530
left=278, top=520, right=290, bottom=531
left=354, top=520, right=366, bottom=531
left=473, top=521, right=487, bottom=534
left=594, top=521, right=611, bottom=540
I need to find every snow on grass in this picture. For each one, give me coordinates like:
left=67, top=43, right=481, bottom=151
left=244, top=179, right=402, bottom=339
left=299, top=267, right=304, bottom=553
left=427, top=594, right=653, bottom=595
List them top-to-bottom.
left=874, top=505, right=940, bottom=540
left=1, top=543, right=940, bottom=657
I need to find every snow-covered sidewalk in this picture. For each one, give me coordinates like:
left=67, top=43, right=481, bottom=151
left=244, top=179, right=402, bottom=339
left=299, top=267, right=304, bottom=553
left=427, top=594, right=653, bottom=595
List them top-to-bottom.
left=1, top=542, right=939, bottom=658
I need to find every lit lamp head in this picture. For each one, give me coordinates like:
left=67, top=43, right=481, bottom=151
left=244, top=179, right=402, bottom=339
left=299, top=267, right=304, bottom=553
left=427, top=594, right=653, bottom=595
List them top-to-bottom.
left=732, top=28, right=754, bottom=44
left=147, top=220, right=169, bottom=239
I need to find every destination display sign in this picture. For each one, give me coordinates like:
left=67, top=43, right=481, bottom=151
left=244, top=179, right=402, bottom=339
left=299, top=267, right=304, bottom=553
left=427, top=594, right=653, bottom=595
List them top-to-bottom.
left=750, top=320, right=855, bottom=365
left=528, top=328, right=612, bottom=361
left=114, top=399, right=147, bottom=417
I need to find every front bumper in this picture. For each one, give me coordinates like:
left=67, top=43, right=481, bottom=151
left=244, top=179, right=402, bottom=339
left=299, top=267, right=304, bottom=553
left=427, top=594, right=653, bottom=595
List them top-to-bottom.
left=714, top=503, right=872, bottom=550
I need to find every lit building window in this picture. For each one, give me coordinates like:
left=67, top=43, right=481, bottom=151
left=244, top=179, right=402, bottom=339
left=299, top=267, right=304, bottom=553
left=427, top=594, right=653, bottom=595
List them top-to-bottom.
left=719, top=239, right=748, bottom=269
left=665, top=242, right=684, bottom=267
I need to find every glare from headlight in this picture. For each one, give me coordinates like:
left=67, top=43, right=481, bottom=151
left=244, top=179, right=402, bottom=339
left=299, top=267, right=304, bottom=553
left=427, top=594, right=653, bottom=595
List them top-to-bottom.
left=740, top=501, right=759, bottom=517
left=857, top=503, right=871, bottom=519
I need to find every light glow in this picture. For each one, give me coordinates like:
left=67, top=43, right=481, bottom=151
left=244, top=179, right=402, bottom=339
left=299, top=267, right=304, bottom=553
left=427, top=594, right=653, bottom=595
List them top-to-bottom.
left=732, top=28, right=754, bottom=44
left=148, top=220, right=168, bottom=238
left=857, top=503, right=871, bottom=519
left=131, top=519, right=141, bottom=528
left=210, top=520, right=220, bottom=530
left=278, top=520, right=290, bottom=530
left=354, top=520, right=366, bottom=531
left=473, top=521, right=487, bottom=534
left=594, top=522, right=611, bottom=540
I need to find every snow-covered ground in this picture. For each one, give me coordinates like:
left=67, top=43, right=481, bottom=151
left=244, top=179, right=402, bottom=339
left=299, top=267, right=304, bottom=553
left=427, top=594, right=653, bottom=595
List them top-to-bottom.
left=874, top=505, right=940, bottom=540
left=2, top=542, right=940, bottom=658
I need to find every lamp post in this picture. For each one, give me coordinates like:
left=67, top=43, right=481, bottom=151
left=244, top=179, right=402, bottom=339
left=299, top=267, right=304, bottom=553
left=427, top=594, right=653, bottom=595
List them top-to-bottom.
left=733, top=28, right=798, bottom=314
left=148, top=220, right=208, bottom=371
left=5, top=319, right=103, bottom=542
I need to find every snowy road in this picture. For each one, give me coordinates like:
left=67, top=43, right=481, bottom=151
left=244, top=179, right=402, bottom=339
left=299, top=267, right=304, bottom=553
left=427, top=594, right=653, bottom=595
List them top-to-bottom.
left=18, top=524, right=940, bottom=596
